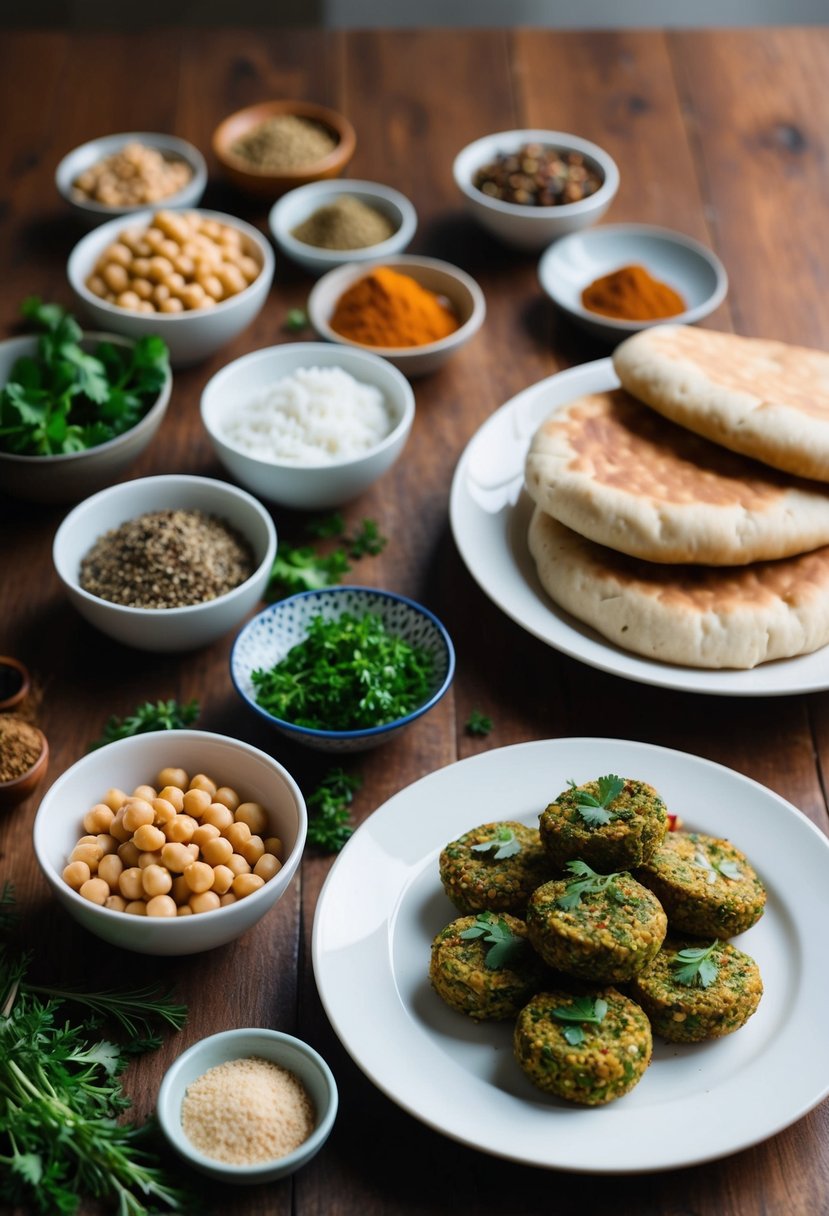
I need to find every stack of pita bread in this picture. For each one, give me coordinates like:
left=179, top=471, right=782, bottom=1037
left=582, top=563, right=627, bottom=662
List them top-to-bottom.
left=524, top=325, right=829, bottom=669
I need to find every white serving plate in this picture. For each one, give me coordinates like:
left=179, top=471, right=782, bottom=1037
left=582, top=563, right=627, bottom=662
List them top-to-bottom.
left=313, top=736, right=829, bottom=1173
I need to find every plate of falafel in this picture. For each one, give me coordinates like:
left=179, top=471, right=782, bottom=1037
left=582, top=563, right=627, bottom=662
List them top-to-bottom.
left=312, top=736, right=829, bottom=1173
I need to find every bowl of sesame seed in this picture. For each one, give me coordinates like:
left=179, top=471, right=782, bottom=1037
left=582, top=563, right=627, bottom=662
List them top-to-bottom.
left=52, top=473, right=277, bottom=652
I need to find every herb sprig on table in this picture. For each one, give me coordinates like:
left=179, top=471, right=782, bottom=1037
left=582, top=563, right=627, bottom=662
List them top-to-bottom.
left=0, top=298, right=169, bottom=456
left=266, top=515, right=388, bottom=600
left=88, top=698, right=200, bottom=750
left=465, top=709, right=493, bottom=737
left=306, top=767, right=362, bottom=852
left=565, top=774, right=625, bottom=827
left=0, top=885, right=189, bottom=1216
left=459, top=912, right=526, bottom=970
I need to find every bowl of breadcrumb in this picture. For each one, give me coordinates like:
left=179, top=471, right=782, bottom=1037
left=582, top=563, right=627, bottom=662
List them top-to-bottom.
left=157, top=1027, right=338, bottom=1182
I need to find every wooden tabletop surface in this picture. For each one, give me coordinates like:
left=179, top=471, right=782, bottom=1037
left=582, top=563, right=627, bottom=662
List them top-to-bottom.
left=2, top=24, right=828, bottom=1216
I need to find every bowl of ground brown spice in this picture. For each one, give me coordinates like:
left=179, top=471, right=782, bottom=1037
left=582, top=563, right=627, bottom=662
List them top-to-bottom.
left=212, top=100, right=356, bottom=199
left=538, top=223, right=728, bottom=344
left=52, top=473, right=277, bottom=652
left=0, top=715, right=48, bottom=810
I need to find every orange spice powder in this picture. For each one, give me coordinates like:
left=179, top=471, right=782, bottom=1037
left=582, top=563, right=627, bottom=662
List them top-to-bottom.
left=581, top=263, right=685, bottom=321
left=329, top=266, right=459, bottom=348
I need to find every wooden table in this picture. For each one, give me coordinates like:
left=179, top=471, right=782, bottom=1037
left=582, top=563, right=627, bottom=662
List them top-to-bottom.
left=1, top=24, right=828, bottom=1216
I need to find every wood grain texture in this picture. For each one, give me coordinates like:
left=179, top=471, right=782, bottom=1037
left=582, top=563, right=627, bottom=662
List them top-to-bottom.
left=0, top=26, right=828, bottom=1216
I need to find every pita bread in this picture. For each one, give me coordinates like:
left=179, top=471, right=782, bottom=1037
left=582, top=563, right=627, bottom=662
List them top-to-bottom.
left=613, top=325, right=829, bottom=482
left=525, top=389, right=829, bottom=565
left=527, top=506, right=829, bottom=669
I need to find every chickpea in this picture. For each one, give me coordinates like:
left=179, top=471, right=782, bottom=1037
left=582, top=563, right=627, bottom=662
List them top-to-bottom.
left=156, top=210, right=190, bottom=243
left=201, top=219, right=221, bottom=239
left=145, top=227, right=165, bottom=251
left=159, top=238, right=180, bottom=261
left=105, top=241, right=133, bottom=267
left=174, top=254, right=195, bottom=277
left=148, top=255, right=174, bottom=283
left=238, top=255, right=261, bottom=284
left=132, top=256, right=152, bottom=278
left=102, top=262, right=129, bottom=293
left=217, top=263, right=246, bottom=296
left=166, top=271, right=186, bottom=295
left=87, top=274, right=107, bottom=297
left=199, top=274, right=225, bottom=301
left=152, top=283, right=171, bottom=307
left=194, top=296, right=216, bottom=310
left=136, top=300, right=156, bottom=314
left=157, top=767, right=189, bottom=789
left=189, top=772, right=217, bottom=796
left=133, top=783, right=157, bottom=802
left=213, top=786, right=240, bottom=813
left=103, top=787, right=128, bottom=812
left=182, top=787, right=211, bottom=818
left=159, top=788, right=186, bottom=815
left=152, top=797, right=177, bottom=825
left=122, top=798, right=155, bottom=832
left=235, top=802, right=268, bottom=835
left=202, top=803, right=233, bottom=831
left=83, top=804, right=114, bottom=834
left=109, top=808, right=130, bottom=842
left=165, top=814, right=197, bottom=843
left=224, top=820, right=251, bottom=852
left=133, top=823, right=166, bottom=852
left=192, top=823, right=220, bottom=849
left=96, top=833, right=118, bottom=856
left=239, top=835, right=265, bottom=866
left=202, top=836, right=233, bottom=867
left=264, top=837, right=283, bottom=857
left=117, top=840, right=142, bottom=868
left=70, top=841, right=102, bottom=869
left=161, top=842, right=193, bottom=873
left=186, top=843, right=200, bottom=863
left=138, top=850, right=164, bottom=869
left=226, top=853, right=250, bottom=877
left=254, top=853, right=282, bottom=882
left=98, top=854, right=124, bottom=890
left=63, top=860, right=91, bottom=889
left=184, top=861, right=214, bottom=894
left=142, top=864, right=173, bottom=897
left=210, top=864, right=234, bottom=895
left=119, top=868, right=144, bottom=900
left=232, top=873, right=264, bottom=899
left=171, top=875, right=190, bottom=904
left=80, top=878, right=111, bottom=905
left=189, top=890, right=221, bottom=915
left=219, top=892, right=237, bottom=906
left=147, top=894, right=177, bottom=918
left=105, top=895, right=127, bottom=913
left=124, top=900, right=148, bottom=916
left=177, top=905, right=194, bottom=916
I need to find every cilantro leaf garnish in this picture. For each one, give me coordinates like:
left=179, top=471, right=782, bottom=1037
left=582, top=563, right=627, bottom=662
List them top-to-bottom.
left=266, top=518, right=388, bottom=601
left=88, top=698, right=200, bottom=750
left=465, top=709, right=493, bottom=737
left=306, top=767, right=362, bottom=852
left=565, top=774, right=625, bottom=827
left=470, top=826, right=521, bottom=861
left=693, top=847, right=743, bottom=885
left=556, top=859, right=626, bottom=910
left=459, top=912, right=527, bottom=970
left=671, top=941, right=720, bottom=988
left=551, top=995, right=609, bottom=1045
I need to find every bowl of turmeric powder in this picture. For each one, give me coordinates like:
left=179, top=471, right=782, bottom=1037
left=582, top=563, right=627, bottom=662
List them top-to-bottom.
left=537, top=223, right=728, bottom=344
left=307, top=255, right=486, bottom=377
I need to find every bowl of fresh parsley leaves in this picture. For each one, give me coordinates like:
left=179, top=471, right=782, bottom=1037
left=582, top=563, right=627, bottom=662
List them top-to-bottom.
left=0, top=298, right=171, bottom=503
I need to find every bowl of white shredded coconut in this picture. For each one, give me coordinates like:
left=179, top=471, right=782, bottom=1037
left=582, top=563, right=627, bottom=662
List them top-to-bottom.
left=200, top=342, right=415, bottom=508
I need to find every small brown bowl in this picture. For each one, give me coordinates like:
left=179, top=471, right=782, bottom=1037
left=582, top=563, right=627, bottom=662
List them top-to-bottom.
left=212, top=99, right=356, bottom=200
left=0, top=657, right=31, bottom=712
left=0, top=725, right=48, bottom=811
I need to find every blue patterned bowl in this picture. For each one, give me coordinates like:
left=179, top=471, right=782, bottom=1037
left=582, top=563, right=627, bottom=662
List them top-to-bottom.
left=230, top=586, right=455, bottom=753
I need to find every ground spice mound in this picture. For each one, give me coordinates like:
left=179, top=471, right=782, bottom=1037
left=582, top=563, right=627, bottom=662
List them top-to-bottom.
left=232, top=114, right=337, bottom=171
left=292, top=195, right=396, bottom=250
left=330, top=266, right=459, bottom=348
left=79, top=509, right=254, bottom=609
left=0, top=716, right=43, bottom=781
left=182, top=1056, right=316, bottom=1165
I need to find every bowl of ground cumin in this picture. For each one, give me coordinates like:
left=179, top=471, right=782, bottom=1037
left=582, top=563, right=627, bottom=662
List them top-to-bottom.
left=212, top=100, right=356, bottom=199
left=269, top=179, right=417, bottom=276
left=52, top=473, right=276, bottom=652
left=0, top=715, right=48, bottom=810
left=157, top=1028, right=337, bottom=1181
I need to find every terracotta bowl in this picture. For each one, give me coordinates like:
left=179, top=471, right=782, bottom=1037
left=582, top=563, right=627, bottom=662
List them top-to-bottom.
left=212, top=100, right=356, bottom=200
left=0, top=657, right=31, bottom=712
left=0, top=724, right=48, bottom=811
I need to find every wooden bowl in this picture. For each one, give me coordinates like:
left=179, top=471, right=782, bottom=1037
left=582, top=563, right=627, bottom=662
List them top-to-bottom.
left=212, top=100, right=356, bottom=200
left=0, top=656, right=31, bottom=711
left=0, top=725, right=48, bottom=811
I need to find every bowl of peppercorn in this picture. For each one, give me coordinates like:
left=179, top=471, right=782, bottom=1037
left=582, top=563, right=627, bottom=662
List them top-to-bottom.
left=453, top=129, right=619, bottom=252
left=52, top=473, right=277, bottom=652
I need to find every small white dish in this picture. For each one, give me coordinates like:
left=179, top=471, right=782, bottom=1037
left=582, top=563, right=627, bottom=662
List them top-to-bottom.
left=453, top=129, right=619, bottom=252
left=55, top=132, right=207, bottom=228
left=269, top=179, right=417, bottom=277
left=66, top=208, right=274, bottom=367
left=538, top=223, right=728, bottom=344
left=307, top=254, right=486, bottom=377
left=0, top=331, right=171, bottom=504
left=200, top=342, right=415, bottom=509
left=52, top=473, right=276, bottom=652
left=231, top=586, right=455, bottom=753
left=33, top=730, right=306, bottom=956
left=157, top=1028, right=338, bottom=1182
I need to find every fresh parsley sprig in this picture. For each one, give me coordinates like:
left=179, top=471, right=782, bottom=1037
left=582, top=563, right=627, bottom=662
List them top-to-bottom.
left=265, top=517, right=388, bottom=601
left=88, top=698, right=200, bottom=750
left=465, top=709, right=493, bottom=737
left=306, top=767, right=362, bottom=852
left=565, top=774, right=625, bottom=827
left=470, top=826, right=521, bottom=861
left=556, top=859, right=626, bottom=910
left=459, top=912, right=526, bottom=970
left=671, top=941, right=720, bottom=988
left=551, top=995, right=609, bottom=1045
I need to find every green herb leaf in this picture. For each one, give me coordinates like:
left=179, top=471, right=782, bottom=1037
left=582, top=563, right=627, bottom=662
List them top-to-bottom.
left=283, top=307, right=309, bottom=332
left=305, top=512, right=346, bottom=539
left=347, top=518, right=388, bottom=558
left=266, top=545, right=351, bottom=600
left=88, top=698, right=200, bottom=751
left=465, top=709, right=493, bottom=737
left=306, top=767, right=362, bottom=852
left=566, top=774, right=625, bottom=827
left=470, top=826, right=521, bottom=861
left=693, top=847, right=743, bottom=885
left=556, top=859, right=626, bottom=910
left=458, top=912, right=526, bottom=970
left=671, top=941, right=720, bottom=988
left=551, top=995, right=609, bottom=1045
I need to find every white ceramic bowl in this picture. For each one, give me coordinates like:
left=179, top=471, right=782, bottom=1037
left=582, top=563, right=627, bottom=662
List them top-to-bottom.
left=453, top=129, right=620, bottom=252
left=55, top=132, right=207, bottom=228
left=268, top=179, right=417, bottom=277
left=66, top=209, right=274, bottom=367
left=537, top=223, right=729, bottom=343
left=307, top=255, right=486, bottom=377
left=0, top=332, right=172, bottom=503
left=200, top=342, right=415, bottom=509
left=52, top=473, right=276, bottom=652
left=231, top=586, right=455, bottom=753
left=32, top=730, right=306, bottom=956
left=157, top=1027, right=337, bottom=1182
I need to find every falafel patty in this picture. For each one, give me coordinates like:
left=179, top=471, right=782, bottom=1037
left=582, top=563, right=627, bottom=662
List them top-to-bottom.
left=539, top=777, right=668, bottom=872
left=439, top=821, right=552, bottom=915
left=635, top=831, right=766, bottom=938
left=526, top=871, right=667, bottom=983
left=429, top=913, right=551, bottom=1021
left=629, top=936, right=763, bottom=1042
left=514, top=988, right=652, bottom=1105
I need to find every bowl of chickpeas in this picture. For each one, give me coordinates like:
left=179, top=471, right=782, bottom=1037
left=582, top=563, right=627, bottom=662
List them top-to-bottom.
left=55, top=132, right=208, bottom=228
left=66, top=208, right=275, bottom=366
left=32, top=730, right=307, bottom=955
